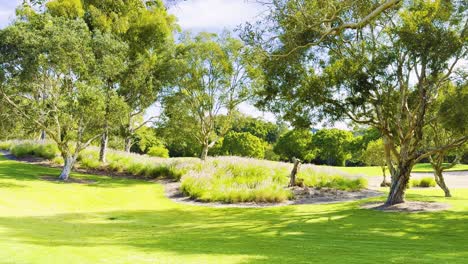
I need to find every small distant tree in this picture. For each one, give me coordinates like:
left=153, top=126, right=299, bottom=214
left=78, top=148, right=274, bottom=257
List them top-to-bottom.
left=165, top=32, right=255, bottom=160
left=274, top=129, right=314, bottom=162
left=311, top=129, right=354, bottom=166
left=222, top=131, right=265, bottom=158
left=362, top=139, right=389, bottom=187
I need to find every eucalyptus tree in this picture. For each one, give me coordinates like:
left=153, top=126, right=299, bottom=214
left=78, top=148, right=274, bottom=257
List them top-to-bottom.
left=77, top=0, right=177, bottom=153
left=243, top=0, right=467, bottom=205
left=0, top=6, right=106, bottom=180
left=164, top=32, right=255, bottom=160
left=423, top=83, right=468, bottom=197
left=362, top=139, right=389, bottom=186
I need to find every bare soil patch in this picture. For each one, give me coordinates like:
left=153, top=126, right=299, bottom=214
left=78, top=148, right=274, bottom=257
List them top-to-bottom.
left=40, top=175, right=96, bottom=184
left=163, top=180, right=384, bottom=208
left=290, top=186, right=383, bottom=205
left=361, top=201, right=450, bottom=213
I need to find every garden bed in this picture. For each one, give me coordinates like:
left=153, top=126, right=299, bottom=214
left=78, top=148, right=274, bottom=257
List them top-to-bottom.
left=165, top=180, right=382, bottom=208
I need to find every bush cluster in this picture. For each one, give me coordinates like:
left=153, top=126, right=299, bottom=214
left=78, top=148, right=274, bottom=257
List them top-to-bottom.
left=9, top=141, right=59, bottom=160
left=180, top=157, right=368, bottom=203
left=410, top=177, right=436, bottom=188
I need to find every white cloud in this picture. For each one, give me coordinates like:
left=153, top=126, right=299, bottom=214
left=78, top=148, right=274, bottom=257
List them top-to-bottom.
left=169, top=0, right=262, bottom=32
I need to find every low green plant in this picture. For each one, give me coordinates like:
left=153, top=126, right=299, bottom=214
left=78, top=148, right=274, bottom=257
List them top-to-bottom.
left=0, top=140, right=13, bottom=150
left=9, top=141, right=58, bottom=159
left=147, top=146, right=170, bottom=158
left=181, top=159, right=292, bottom=203
left=298, top=166, right=368, bottom=191
left=410, top=177, right=436, bottom=188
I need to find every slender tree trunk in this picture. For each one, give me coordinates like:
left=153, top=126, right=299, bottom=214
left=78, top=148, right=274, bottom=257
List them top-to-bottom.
left=100, top=87, right=110, bottom=162
left=99, top=129, right=108, bottom=163
left=40, top=130, right=46, bottom=142
left=124, top=137, right=132, bottom=152
left=200, top=143, right=209, bottom=161
left=59, top=153, right=76, bottom=181
left=289, top=157, right=301, bottom=187
left=385, top=162, right=413, bottom=205
left=380, top=166, right=388, bottom=187
left=434, top=169, right=451, bottom=197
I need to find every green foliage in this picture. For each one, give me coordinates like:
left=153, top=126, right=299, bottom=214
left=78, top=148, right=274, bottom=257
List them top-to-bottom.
left=47, top=0, right=84, bottom=18
left=162, top=32, right=254, bottom=159
left=231, top=115, right=286, bottom=144
left=131, top=126, right=162, bottom=154
left=273, top=129, right=314, bottom=162
left=311, top=129, right=354, bottom=166
left=222, top=131, right=265, bottom=158
left=362, top=139, right=386, bottom=167
left=0, top=141, right=13, bottom=150
left=264, top=144, right=280, bottom=161
left=147, top=146, right=170, bottom=158
left=410, top=177, right=437, bottom=188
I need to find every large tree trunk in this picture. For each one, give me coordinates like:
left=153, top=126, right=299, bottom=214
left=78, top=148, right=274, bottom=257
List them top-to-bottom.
left=99, top=129, right=108, bottom=162
left=200, top=143, right=209, bottom=161
left=59, top=153, right=76, bottom=181
left=385, top=162, right=412, bottom=205
left=434, top=169, right=451, bottom=197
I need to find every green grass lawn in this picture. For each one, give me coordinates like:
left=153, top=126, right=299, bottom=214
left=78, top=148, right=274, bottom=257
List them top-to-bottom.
left=1, top=155, right=468, bottom=263
left=335, top=163, right=468, bottom=176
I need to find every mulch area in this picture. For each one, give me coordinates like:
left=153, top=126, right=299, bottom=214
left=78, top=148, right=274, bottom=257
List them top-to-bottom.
left=361, top=201, right=450, bottom=213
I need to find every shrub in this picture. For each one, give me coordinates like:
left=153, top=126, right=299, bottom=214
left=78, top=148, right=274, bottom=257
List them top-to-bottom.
left=274, top=129, right=314, bottom=162
left=222, top=132, right=266, bottom=158
left=0, top=141, right=13, bottom=150
left=10, top=141, right=58, bottom=159
left=147, top=146, right=170, bottom=158
left=180, top=158, right=291, bottom=203
left=298, top=166, right=368, bottom=191
left=410, top=177, right=436, bottom=188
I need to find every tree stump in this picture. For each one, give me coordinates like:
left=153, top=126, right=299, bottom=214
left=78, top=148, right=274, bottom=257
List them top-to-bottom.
left=289, top=157, right=302, bottom=187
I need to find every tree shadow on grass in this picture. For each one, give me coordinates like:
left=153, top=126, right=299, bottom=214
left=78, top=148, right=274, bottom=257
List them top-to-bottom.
left=0, top=203, right=467, bottom=263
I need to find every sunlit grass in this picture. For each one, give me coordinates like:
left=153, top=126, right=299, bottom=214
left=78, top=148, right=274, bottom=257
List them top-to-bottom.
left=0, top=155, right=467, bottom=263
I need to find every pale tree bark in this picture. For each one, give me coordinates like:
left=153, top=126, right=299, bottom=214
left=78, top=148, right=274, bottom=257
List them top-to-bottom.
left=99, top=128, right=108, bottom=163
left=124, top=136, right=133, bottom=152
left=200, top=143, right=209, bottom=161
left=59, top=152, right=77, bottom=181
left=429, top=153, right=459, bottom=198
left=434, top=169, right=451, bottom=197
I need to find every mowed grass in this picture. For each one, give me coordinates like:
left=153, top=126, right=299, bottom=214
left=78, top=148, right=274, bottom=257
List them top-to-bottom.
left=1, top=156, right=468, bottom=264
left=335, top=163, right=468, bottom=176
